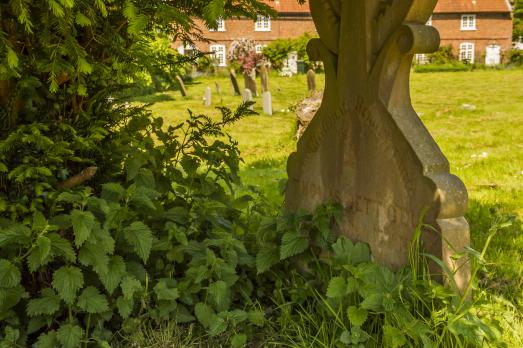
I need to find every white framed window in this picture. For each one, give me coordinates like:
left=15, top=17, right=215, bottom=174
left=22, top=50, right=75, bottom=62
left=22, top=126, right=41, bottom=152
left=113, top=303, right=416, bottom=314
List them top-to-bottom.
left=461, top=14, right=476, bottom=31
left=255, top=16, right=271, bottom=32
left=209, top=18, right=225, bottom=32
left=459, top=42, right=475, bottom=63
left=210, top=44, right=226, bottom=66
left=255, top=44, right=267, bottom=54
left=415, top=54, right=429, bottom=64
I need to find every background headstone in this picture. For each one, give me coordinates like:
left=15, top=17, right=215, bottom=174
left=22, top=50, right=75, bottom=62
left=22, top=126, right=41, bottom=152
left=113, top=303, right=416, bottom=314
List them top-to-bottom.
left=286, top=0, right=470, bottom=293
left=287, top=51, right=298, bottom=75
left=260, top=65, right=270, bottom=93
left=230, top=69, right=241, bottom=96
left=307, top=69, right=316, bottom=93
left=243, top=70, right=258, bottom=97
left=176, top=75, right=188, bottom=97
left=215, top=82, right=223, bottom=104
left=204, top=87, right=211, bottom=106
left=242, top=88, right=253, bottom=110
left=262, top=91, right=272, bottom=116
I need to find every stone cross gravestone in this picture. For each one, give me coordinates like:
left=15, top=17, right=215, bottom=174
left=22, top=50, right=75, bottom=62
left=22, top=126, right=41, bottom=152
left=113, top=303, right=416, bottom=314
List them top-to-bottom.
left=286, top=0, right=470, bottom=291
left=204, top=87, right=211, bottom=106
left=242, top=88, right=253, bottom=110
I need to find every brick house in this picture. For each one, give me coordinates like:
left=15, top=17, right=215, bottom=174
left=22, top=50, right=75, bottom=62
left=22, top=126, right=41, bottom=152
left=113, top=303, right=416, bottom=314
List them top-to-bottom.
left=174, top=0, right=315, bottom=67
left=177, top=0, right=513, bottom=67
left=429, top=0, right=513, bottom=65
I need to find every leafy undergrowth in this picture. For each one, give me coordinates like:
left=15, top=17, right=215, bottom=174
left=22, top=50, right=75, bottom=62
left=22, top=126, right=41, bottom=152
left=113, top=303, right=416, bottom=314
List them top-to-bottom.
left=0, top=104, right=521, bottom=347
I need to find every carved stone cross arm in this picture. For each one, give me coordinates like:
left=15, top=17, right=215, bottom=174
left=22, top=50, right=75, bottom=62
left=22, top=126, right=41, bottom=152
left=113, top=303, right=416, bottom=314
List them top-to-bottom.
left=286, top=0, right=470, bottom=292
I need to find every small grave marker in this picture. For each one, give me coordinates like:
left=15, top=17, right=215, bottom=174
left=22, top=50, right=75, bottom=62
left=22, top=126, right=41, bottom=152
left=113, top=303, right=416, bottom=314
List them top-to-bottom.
left=230, top=69, right=241, bottom=96
left=307, top=69, right=316, bottom=93
left=204, top=87, right=211, bottom=106
left=242, top=88, right=253, bottom=110
left=262, top=91, right=272, bottom=116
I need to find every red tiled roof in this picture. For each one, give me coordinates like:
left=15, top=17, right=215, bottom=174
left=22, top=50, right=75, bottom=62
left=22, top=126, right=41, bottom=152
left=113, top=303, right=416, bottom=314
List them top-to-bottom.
left=265, top=0, right=310, bottom=14
left=434, top=0, right=512, bottom=13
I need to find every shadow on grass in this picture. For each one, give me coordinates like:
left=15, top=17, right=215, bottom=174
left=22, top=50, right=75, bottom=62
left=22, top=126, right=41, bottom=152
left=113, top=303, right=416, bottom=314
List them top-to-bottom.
left=129, top=93, right=177, bottom=104
left=467, top=199, right=523, bottom=302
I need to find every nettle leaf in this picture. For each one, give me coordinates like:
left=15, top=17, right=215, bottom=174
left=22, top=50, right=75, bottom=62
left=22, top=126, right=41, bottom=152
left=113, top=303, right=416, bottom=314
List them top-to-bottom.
left=101, top=183, right=125, bottom=202
left=71, top=210, right=96, bottom=247
left=32, top=211, right=48, bottom=232
left=123, top=222, right=153, bottom=262
left=0, top=223, right=31, bottom=247
left=280, top=231, right=309, bottom=260
left=48, top=233, right=76, bottom=263
left=27, top=236, right=52, bottom=272
left=332, top=237, right=371, bottom=265
left=78, top=240, right=110, bottom=275
left=256, top=244, right=280, bottom=274
left=99, top=256, right=126, bottom=294
left=0, top=259, right=21, bottom=288
left=52, top=266, right=84, bottom=304
left=121, top=276, right=142, bottom=300
left=326, top=276, right=347, bottom=299
left=154, top=279, right=179, bottom=301
left=208, top=281, right=230, bottom=311
left=0, top=285, right=26, bottom=312
left=77, top=286, right=109, bottom=314
left=27, top=289, right=61, bottom=317
left=360, top=293, right=383, bottom=312
left=116, top=296, right=134, bottom=319
left=194, top=302, right=216, bottom=329
left=347, top=306, right=368, bottom=327
left=248, top=310, right=265, bottom=327
left=209, top=316, right=228, bottom=337
left=56, top=323, right=84, bottom=348
left=383, top=325, right=407, bottom=348
left=35, top=330, right=58, bottom=348
left=231, top=333, right=247, bottom=348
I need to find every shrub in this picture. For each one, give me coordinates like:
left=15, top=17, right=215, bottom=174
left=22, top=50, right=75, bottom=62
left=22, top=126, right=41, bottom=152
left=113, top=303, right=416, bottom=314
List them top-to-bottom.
left=262, top=33, right=317, bottom=70
left=508, top=49, right=523, bottom=66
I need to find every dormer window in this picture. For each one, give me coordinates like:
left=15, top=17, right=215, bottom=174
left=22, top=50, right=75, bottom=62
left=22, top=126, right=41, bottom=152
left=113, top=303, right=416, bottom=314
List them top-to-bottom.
left=461, top=14, right=476, bottom=31
left=255, top=16, right=271, bottom=32
left=209, top=18, right=225, bottom=32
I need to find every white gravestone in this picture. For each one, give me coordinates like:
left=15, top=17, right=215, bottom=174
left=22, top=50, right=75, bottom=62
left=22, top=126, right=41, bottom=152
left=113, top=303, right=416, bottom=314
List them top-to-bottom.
left=287, top=51, right=298, bottom=75
left=204, top=87, right=212, bottom=106
left=242, top=88, right=253, bottom=110
left=262, top=91, right=272, bottom=116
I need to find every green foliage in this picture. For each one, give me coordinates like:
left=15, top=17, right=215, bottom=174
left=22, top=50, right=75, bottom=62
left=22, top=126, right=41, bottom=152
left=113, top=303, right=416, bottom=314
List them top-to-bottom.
left=262, top=33, right=317, bottom=70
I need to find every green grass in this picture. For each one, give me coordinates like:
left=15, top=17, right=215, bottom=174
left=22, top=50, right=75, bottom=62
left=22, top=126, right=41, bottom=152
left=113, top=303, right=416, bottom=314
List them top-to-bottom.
left=139, top=69, right=523, bottom=308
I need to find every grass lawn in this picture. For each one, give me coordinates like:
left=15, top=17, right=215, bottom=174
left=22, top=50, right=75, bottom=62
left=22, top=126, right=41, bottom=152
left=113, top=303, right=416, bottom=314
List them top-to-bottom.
left=138, top=69, right=523, bottom=307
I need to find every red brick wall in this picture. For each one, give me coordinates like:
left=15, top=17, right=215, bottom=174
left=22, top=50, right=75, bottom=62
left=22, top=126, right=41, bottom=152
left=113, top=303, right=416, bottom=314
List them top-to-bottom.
left=432, top=12, right=513, bottom=63
left=173, top=16, right=317, bottom=60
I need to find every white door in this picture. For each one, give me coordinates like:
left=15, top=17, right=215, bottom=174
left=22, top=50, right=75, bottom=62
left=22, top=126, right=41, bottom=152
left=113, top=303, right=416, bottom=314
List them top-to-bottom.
left=485, top=45, right=501, bottom=65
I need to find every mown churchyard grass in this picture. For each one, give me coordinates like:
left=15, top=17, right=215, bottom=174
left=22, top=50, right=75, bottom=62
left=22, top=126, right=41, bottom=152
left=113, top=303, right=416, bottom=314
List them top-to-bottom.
left=140, top=68, right=523, bottom=320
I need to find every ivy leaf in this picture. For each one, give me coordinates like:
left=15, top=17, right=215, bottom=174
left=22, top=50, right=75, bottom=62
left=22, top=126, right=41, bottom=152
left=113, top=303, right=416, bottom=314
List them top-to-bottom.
left=71, top=210, right=96, bottom=247
left=123, top=222, right=153, bottom=262
left=280, top=231, right=309, bottom=260
left=256, top=244, right=280, bottom=274
left=99, top=256, right=126, bottom=294
left=0, top=259, right=21, bottom=288
left=52, top=266, right=84, bottom=304
left=121, top=276, right=142, bottom=300
left=326, top=276, right=347, bottom=299
left=208, top=281, right=230, bottom=311
left=77, top=286, right=109, bottom=314
left=27, top=289, right=61, bottom=317
left=116, top=296, right=134, bottom=319
left=194, top=302, right=216, bottom=329
left=347, top=306, right=368, bottom=327
left=56, top=323, right=84, bottom=348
